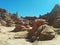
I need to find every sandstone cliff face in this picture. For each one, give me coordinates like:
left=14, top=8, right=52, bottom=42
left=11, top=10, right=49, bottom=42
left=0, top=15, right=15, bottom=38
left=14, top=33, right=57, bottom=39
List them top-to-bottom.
left=39, top=4, right=60, bottom=28
left=49, top=4, right=60, bottom=27
left=53, top=19, right=60, bottom=28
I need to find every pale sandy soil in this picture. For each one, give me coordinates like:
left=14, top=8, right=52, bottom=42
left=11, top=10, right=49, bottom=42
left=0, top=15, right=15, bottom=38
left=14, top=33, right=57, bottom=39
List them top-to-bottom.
left=0, top=26, right=60, bottom=45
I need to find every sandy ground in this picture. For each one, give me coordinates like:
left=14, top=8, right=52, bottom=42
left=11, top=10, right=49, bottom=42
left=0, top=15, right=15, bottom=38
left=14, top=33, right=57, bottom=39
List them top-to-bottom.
left=0, top=26, right=60, bottom=45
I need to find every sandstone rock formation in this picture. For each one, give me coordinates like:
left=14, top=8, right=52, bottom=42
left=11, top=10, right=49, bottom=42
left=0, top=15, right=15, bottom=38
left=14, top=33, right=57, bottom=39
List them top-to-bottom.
left=39, top=4, right=60, bottom=28
left=0, top=8, right=19, bottom=27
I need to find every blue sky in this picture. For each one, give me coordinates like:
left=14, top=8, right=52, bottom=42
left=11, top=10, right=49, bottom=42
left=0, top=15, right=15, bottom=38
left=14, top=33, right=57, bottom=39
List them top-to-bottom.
left=0, top=0, right=60, bottom=17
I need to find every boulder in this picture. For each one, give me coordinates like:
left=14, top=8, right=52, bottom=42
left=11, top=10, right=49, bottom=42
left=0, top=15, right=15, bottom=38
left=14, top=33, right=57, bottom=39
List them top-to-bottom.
left=0, top=20, right=7, bottom=26
left=6, top=20, right=15, bottom=27
left=39, top=25, right=55, bottom=40
left=54, top=28, right=60, bottom=34
left=14, top=31, right=28, bottom=39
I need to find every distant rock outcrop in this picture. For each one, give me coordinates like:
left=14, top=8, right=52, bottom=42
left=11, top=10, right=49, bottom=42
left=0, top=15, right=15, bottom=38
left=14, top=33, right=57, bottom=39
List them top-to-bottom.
left=39, top=4, right=60, bottom=28
left=0, top=8, right=19, bottom=27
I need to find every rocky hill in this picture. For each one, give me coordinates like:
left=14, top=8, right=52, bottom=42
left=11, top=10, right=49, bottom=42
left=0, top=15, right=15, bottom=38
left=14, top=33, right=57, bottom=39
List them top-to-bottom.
left=39, top=4, right=60, bottom=28
left=0, top=8, right=19, bottom=27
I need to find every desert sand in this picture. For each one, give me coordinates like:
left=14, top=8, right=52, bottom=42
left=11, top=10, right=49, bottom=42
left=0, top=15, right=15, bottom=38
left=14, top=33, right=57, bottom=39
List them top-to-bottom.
left=0, top=26, right=60, bottom=45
